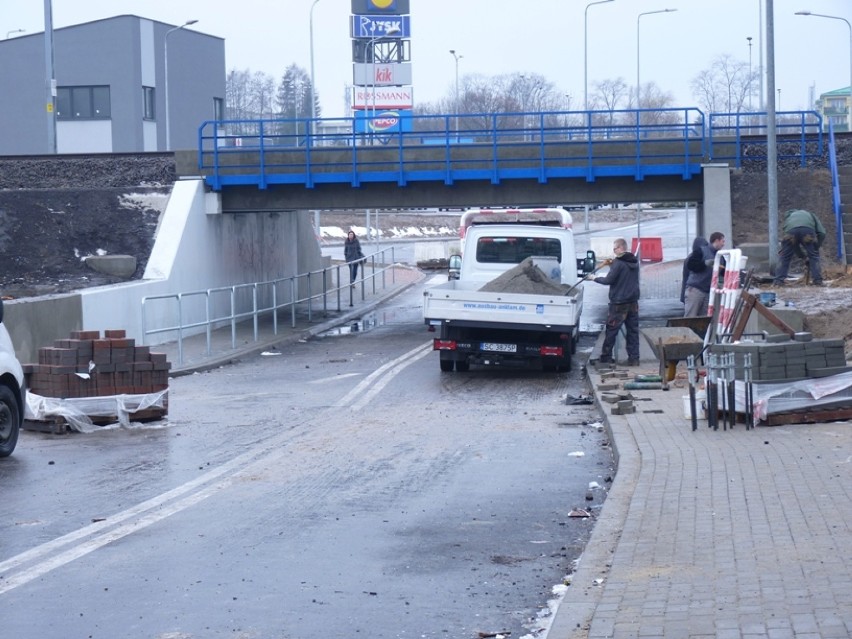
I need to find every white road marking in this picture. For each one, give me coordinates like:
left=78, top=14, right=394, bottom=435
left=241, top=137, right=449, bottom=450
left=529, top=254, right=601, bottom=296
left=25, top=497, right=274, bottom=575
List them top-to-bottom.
left=332, top=341, right=432, bottom=408
left=350, top=345, right=433, bottom=411
left=308, top=372, right=361, bottom=384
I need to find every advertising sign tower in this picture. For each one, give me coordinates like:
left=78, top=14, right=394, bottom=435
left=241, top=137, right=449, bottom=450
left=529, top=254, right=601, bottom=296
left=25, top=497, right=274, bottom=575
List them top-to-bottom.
left=350, top=0, right=413, bottom=139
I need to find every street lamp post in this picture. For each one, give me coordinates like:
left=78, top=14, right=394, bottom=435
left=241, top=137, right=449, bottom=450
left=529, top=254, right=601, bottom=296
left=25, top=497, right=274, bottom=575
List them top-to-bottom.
left=309, top=0, right=320, bottom=144
left=309, top=0, right=322, bottom=244
left=584, top=0, right=614, bottom=112
left=758, top=0, right=764, bottom=111
left=636, top=9, right=676, bottom=111
left=795, top=10, right=852, bottom=132
left=164, top=19, right=198, bottom=152
left=6, top=28, right=25, bottom=39
left=747, top=36, right=753, bottom=112
left=449, top=49, right=462, bottom=136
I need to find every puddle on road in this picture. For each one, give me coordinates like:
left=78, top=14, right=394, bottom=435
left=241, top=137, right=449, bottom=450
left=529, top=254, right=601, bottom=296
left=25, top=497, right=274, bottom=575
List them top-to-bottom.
left=319, top=312, right=381, bottom=337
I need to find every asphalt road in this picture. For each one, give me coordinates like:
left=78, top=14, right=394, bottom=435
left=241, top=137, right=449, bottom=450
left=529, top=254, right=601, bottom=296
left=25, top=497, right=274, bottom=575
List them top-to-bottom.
left=0, top=281, right=615, bottom=638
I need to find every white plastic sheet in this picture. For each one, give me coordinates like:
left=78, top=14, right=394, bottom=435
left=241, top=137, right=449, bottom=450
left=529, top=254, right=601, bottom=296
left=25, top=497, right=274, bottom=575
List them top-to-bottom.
left=718, top=370, right=852, bottom=422
left=25, top=390, right=168, bottom=433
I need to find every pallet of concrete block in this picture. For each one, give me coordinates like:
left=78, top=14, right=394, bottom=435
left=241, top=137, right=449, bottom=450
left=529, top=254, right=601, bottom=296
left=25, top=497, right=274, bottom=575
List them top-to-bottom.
left=22, top=329, right=170, bottom=433
left=724, top=367, right=852, bottom=426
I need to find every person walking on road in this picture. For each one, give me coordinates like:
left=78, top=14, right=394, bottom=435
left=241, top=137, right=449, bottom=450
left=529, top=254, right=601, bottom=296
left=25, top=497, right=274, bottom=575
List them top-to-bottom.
left=773, top=209, right=826, bottom=286
left=344, top=230, right=366, bottom=285
left=683, top=232, right=726, bottom=317
left=588, top=238, right=641, bottom=365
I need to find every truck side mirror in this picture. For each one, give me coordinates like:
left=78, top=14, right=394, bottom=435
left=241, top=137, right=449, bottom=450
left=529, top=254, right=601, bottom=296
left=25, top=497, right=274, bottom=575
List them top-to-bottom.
left=577, top=250, right=596, bottom=275
left=448, top=254, right=462, bottom=280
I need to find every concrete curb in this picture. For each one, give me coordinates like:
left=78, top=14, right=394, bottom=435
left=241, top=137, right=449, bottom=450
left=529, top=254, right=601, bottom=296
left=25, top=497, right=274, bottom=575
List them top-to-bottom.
left=546, top=365, right=641, bottom=638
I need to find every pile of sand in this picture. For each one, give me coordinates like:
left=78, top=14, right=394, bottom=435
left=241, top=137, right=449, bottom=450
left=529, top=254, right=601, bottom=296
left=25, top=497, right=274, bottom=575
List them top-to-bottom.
left=478, top=258, right=569, bottom=295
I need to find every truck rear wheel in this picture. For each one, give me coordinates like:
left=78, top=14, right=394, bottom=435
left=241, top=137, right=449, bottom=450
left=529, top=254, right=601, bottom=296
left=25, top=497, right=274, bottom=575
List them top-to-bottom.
left=455, top=361, right=470, bottom=372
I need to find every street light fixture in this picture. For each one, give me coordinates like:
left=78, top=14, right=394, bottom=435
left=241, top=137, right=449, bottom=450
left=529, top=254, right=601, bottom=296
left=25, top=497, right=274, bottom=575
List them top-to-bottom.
left=584, top=0, right=614, bottom=112
left=636, top=9, right=676, bottom=110
left=795, top=10, right=852, bottom=132
left=164, top=19, right=198, bottom=152
left=6, top=29, right=25, bottom=39
left=449, top=49, right=462, bottom=135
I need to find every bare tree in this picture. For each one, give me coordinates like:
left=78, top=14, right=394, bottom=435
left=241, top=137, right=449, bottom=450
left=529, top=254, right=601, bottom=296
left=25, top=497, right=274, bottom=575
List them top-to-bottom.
left=690, top=54, right=755, bottom=115
left=225, top=69, right=278, bottom=135
left=594, top=78, right=629, bottom=112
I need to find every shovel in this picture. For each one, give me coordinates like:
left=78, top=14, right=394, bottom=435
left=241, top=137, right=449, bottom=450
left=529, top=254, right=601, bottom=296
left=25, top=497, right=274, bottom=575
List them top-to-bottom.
left=563, top=259, right=612, bottom=297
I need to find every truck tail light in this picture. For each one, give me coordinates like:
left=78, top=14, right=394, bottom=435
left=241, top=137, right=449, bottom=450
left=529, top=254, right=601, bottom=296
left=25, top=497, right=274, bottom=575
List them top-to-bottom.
left=434, top=339, right=457, bottom=351
left=540, top=346, right=563, bottom=357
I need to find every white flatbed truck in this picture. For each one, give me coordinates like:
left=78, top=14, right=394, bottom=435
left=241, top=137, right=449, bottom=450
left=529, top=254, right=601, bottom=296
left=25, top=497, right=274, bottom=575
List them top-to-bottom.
left=423, top=208, right=595, bottom=372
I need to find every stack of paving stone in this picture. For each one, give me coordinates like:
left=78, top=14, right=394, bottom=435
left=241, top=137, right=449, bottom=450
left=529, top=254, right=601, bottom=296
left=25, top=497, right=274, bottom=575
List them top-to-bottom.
left=24, top=329, right=170, bottom=401
left=711, top=336, right=849, bottom=382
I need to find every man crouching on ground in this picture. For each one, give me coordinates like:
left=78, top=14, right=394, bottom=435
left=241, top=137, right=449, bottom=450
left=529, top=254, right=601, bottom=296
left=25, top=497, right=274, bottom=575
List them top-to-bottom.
left=588, top=238, right=641, bottom=365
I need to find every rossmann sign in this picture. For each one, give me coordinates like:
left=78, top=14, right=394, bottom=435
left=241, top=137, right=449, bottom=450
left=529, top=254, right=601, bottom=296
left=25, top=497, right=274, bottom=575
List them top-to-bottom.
left=351, top=0, right=410, bottom=13
left=352, top=86, right=413, bottom=110
left=354, top=110, right=413, bottom=135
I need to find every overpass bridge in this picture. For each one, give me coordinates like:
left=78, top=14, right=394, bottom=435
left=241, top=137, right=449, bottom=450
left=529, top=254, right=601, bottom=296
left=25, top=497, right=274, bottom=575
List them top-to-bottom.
left=175, top=107, right=824, bottom=217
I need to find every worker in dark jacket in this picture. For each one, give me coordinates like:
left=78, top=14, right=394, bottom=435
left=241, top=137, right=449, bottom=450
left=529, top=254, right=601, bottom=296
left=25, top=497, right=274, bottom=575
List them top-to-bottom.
left=773, top=209, right=826, bottom=286
left=683, top=232, right=726, bottom=317
left=588, top=238, right=641, bottom=365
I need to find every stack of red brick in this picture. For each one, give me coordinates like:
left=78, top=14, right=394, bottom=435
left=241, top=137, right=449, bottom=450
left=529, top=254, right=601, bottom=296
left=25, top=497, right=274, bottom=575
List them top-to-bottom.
left=24, top=329, right=170, bottom=399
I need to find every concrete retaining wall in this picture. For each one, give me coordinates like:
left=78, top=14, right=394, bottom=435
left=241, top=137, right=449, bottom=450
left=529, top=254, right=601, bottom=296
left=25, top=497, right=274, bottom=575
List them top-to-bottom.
left=5, top=179, right=325, bottom=359
left=4, top=294, right=82, bottom=364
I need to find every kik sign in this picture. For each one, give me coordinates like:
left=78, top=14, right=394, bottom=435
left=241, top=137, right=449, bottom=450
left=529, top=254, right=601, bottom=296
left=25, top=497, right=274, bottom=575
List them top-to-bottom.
left=350, top=14, right=410, bottom=38
left=352, top=63, right=413, bottom=86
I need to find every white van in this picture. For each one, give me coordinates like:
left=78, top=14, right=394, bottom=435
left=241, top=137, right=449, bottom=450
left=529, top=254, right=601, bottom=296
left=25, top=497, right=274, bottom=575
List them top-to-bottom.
left=0, top=299, right=25, bottom=456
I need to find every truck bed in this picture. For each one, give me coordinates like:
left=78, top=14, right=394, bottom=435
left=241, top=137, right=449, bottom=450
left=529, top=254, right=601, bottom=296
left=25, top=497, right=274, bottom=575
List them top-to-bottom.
left=423, top=280, right=583, bottom=329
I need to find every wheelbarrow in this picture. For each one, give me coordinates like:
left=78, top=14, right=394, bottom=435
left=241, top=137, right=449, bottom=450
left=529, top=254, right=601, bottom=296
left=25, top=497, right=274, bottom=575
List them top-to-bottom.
left=665, top=316, right=712, bottom=340
left=640, top=326, right=706, bottom=389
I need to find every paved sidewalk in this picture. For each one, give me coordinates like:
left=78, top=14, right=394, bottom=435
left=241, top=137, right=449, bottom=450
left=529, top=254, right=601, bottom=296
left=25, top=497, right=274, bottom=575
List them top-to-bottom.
left=549, top=360, right=852, bottom=638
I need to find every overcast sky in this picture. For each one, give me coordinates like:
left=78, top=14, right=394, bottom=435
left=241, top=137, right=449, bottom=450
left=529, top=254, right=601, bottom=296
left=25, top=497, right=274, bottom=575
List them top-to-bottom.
left=5, top=0, right=851, bottom=119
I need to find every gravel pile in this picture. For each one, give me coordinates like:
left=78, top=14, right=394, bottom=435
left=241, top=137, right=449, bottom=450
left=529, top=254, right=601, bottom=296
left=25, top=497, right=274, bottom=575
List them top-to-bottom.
left=0, top=155, right=176, bottom=189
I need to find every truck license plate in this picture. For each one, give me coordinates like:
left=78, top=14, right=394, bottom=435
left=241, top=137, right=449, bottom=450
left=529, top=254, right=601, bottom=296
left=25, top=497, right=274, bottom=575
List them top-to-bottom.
left=481, top=342, right=516, bottom=353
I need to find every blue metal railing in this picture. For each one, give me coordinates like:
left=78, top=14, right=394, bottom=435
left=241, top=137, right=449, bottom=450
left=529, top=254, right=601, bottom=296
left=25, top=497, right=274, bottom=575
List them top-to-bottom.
left=198, top=107, right=706, bottom=191
left=707, top=111, right=823, bottom=167
left=827, top=122, right=845, bottom=262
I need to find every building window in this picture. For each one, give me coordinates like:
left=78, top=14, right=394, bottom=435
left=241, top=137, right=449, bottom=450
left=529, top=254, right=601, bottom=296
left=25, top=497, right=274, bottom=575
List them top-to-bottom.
left=56, top=86, right=111, bottom=120
left=143, top=87, right=155, bottom=120
left=214, top=97, right=224, bottom=121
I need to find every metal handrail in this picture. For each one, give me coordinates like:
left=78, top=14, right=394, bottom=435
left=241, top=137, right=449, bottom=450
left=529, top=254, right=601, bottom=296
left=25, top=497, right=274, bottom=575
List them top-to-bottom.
left=707, top=110, right=823, bottom=167
left=827, top=122, right=845, bottom=263
left=141, top=246, right=397, bottom=365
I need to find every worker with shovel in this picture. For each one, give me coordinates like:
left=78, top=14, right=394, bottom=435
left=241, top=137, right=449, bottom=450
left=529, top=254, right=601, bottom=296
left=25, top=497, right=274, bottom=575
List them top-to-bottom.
left=587, top=238, right=641, bottom=366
